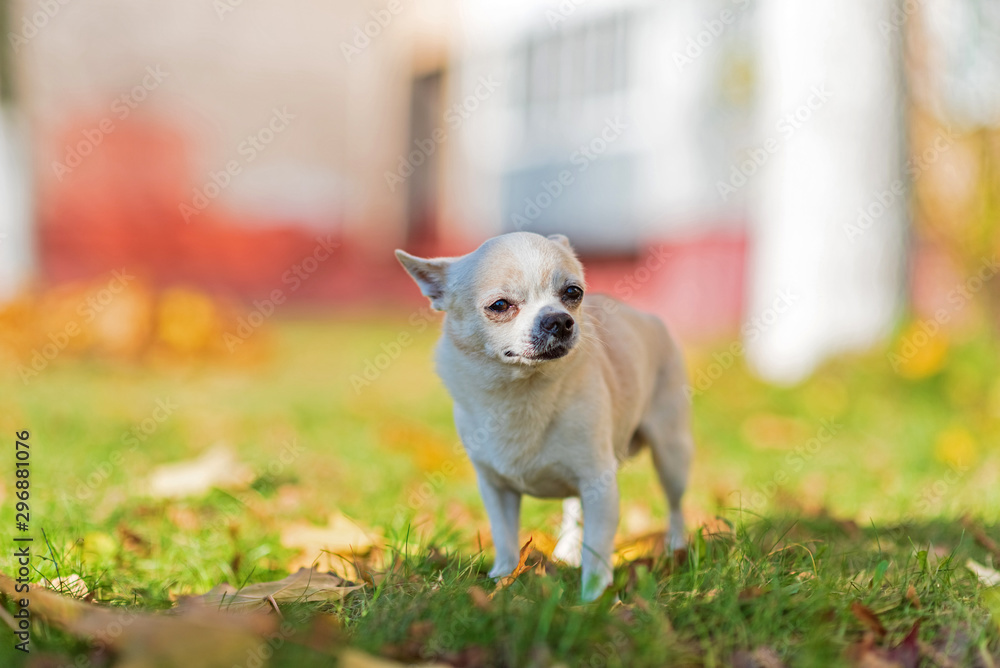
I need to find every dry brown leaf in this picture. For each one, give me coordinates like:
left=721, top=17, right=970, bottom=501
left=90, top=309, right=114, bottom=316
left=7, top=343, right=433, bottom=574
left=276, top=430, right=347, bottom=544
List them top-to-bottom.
left=148, top=443, right=253, bottom=498
left=282, top=512, right=382, bottom=578
left=962, top=516, right=1000, bottom=561
left=117, top=524, right=151, bottom=557
left=614, top=531, right=666, bottom=564
left=489, top=537, right=534, bottom=599
left=966, top=559, right=1000, bottom=587
left=183, top=568, right=365, bottom=613
left=0, top=571, right=276, bottom=668
left=46, top=574, right=89, bottom=599
left=904, top=584, right=921, bottom=609
left=468, top=586, right=491, bottom=611
left=850, top=601, right=887, bottom=639
left=846, top=623, right=921, bottom=668
left=917, top=640, right=961, bottom=668
left=732, top=646, right=788, bottom=668
left=339, top=647, right=450, bottom=667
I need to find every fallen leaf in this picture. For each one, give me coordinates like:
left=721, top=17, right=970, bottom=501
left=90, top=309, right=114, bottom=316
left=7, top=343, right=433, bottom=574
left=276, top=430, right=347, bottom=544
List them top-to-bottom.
left=154, top=288, right=222, bottom=355
left=893, top=322, right=948, bottom=379
left=933, top=426, right=978, bottom=468
left=148, top=443, right=253, bottom=498
left=166, top=505, right=201, bottom=530
left=282, top=512, right=382, bottom=578
left=962, top=516, right=1000, bottom=561
left=117, top=524, right=151, bottom=557
left=614, top=531, right=666, bottom=564
left=489, top=537, right=534, bottom=598
left=425, top=546, right=449, bottom=571
left=966, top=559, right=1000, bottom=587
left=182, top=568, right=364, bottom=612
left=0, top=571, right=277, bottom=668
left=46, top=574, right=89, bottom=599
left=904, top=584, right=921, bottom=609
left=468, top=586, right=491, bottom=611
left=850, top=601, right=887, bottom=639
left=295, top=612, right=343, bottom=655
left=888, top=622, right=921, bottom=668
left=917, top=639, right=961, bottom=668
left=732, top=646, right=787, bottom=668
left=339, top=647, right=450, bottom=667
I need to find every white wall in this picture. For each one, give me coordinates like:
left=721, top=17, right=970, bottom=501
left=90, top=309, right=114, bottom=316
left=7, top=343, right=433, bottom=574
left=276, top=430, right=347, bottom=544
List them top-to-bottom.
left=745, top=0, right=907, bottom=382
left=0, top=108, right=32, bottom=299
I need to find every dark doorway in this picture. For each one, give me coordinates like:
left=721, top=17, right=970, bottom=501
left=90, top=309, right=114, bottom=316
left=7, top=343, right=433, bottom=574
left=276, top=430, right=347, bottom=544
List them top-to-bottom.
left=406, top=70, right=445, bottom=249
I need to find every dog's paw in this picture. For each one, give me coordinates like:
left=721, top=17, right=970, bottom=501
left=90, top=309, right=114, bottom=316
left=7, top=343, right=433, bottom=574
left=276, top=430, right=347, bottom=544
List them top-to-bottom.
left=667, top=528, right=687, bottom=553
left=488, top=563, right=518, bottom=580
left=580, top=571, right=614, bottom=603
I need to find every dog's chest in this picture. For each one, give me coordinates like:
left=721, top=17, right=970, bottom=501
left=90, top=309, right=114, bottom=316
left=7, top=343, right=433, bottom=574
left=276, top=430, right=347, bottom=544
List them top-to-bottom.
left=455, top=406, right=581, bottom=498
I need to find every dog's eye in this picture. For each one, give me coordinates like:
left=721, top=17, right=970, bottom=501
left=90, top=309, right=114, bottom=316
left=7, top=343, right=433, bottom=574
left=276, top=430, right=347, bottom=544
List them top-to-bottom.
left=563, top=286, right=584, bottom=301
left=488, top=299, right=511, bottom=313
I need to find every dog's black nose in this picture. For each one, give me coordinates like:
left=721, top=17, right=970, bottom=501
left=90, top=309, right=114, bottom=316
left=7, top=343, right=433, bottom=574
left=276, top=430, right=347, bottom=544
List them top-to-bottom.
left=539, top=311, right=575, bottom=337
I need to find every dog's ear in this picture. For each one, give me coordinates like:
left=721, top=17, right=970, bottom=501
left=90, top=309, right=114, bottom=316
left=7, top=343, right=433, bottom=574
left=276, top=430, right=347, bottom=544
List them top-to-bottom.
left=547, top=234, right=571, bottom=249
left=395, top=250, right=453, bottom=310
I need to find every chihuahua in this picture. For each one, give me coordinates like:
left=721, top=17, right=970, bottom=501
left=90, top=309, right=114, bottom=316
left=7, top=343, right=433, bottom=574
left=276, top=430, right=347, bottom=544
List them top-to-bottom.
left=395, top=232, right=693, bottom=601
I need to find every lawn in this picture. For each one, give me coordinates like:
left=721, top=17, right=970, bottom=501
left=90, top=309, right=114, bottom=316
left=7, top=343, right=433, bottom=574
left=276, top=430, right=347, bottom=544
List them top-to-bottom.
left=1, top=312, right=999, bottom=667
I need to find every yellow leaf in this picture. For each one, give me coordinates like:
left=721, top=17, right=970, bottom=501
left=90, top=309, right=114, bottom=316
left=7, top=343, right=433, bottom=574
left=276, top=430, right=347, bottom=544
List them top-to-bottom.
left=155, top=288, right=221, bottom=354
left=893, top=322, right=948, bottom=379
left=934, top=426, right=979, bottom=468
left=282, top=512, right=382, bottom=578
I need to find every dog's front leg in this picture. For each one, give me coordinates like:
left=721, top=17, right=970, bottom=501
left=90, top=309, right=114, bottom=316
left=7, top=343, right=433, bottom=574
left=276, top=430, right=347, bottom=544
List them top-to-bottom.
left=476, top=471, right=522, bottom=579
left=579, top=472, right=620, bottom=602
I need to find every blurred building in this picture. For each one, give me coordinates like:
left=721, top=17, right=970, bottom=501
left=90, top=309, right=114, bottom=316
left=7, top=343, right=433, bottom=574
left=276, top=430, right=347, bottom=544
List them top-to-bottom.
left=2, top=0, right=998, bottom=379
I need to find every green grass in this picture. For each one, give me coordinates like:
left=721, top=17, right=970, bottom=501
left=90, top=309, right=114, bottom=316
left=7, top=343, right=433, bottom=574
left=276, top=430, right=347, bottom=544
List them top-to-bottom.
left=1, top=314, right=999, bottom=666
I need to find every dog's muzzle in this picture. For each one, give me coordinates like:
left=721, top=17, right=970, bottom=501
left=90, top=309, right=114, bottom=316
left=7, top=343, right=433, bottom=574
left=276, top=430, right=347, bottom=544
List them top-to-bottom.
left=528, top=309, right=577, bottom=360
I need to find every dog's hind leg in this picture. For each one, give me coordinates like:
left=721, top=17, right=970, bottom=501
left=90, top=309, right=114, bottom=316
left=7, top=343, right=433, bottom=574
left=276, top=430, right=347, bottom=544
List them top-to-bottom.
left=642, top=366, right=694, bottom=553
left=552, top=497, right=583, bottom=566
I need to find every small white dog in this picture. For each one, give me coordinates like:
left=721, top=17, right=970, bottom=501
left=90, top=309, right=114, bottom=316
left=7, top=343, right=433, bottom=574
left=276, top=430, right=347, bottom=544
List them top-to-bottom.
left=396, top=232, right=693, bottom=601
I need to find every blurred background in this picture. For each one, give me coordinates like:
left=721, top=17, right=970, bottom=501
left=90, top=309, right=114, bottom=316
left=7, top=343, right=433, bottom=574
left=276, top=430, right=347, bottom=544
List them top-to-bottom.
left=1, top=0, right=999, bottom=548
